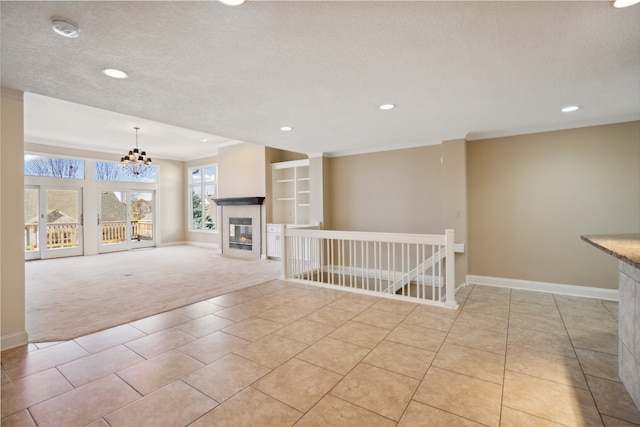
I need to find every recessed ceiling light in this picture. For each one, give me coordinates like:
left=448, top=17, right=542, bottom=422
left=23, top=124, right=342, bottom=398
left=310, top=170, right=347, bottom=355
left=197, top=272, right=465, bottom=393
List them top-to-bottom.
left=219, top=0, right=246, bottom=5
left=613, top=0, right=640, bottom=8
left=51, top=17, right=80, bottom=38
left=102, top=68, right=129, bottom=79
left=379, top=104, right=395, bottom=110
left=561, top=105, right=580, bottom=113
left=280, top=126, right=293, bottom=132
left=201, top=138, right=208, bottom=143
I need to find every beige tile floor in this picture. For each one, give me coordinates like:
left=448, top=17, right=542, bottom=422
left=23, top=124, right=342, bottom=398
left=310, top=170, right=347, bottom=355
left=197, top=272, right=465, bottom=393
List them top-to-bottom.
left=2, top=281, right=640, bottom=426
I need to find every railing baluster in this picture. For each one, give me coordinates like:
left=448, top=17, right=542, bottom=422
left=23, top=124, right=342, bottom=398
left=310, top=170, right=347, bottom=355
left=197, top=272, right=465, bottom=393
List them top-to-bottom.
left=329, top=238, right=334, bottom=285
left=339, top=239, right=344, bottom=288
left=350, top=240, right=354, bottom=288
left=360, top=241, right=364, bottom=290
left=365, top=241, right=369, bottom=291
left=373, top=241, right=377, bottom=292
left=377, top=241, right=382, bottom=293
left=387, top=242, right=391, bottom=293
left=405, top=243, right=410, bottom=297
left=415, top=243, right=419, bottom=298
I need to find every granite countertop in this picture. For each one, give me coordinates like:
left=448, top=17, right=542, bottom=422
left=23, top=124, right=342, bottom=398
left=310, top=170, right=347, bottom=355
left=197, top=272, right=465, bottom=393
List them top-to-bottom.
left=581, top=234, right=640, bottom=270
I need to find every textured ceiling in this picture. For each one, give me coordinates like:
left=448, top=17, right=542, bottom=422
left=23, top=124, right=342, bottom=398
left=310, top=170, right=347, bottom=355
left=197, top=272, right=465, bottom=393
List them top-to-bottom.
left=2, top=1, right=639, bottom=160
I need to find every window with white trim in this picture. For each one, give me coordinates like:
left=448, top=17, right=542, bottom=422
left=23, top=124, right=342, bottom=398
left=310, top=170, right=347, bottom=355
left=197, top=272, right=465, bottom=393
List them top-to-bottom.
left=24, top=154, right=85, bottom=179
left=189, top=165, right=217, bottom=231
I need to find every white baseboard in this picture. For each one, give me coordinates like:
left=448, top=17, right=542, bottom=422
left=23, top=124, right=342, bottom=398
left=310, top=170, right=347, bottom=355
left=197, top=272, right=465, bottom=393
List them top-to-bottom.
left=157, top=241, right=189, bottom=247
left=159, top=241, right=221, bottom=253
left=184, top=242, right=221, bottom=251
left=466, top=275, right=618, bottom=301
left=1, top=330, right=29, bottom=351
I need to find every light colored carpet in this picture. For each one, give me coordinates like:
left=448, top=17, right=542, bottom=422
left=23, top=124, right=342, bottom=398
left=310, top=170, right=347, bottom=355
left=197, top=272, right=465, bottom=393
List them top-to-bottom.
left=25, top=246, right=281, bottom=342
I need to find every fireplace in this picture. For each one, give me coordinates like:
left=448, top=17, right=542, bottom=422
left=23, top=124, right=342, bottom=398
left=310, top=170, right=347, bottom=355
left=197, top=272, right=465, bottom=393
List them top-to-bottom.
left=214, top=197, right=265, bottom=259
left=229, top=218, right=252, bottom=251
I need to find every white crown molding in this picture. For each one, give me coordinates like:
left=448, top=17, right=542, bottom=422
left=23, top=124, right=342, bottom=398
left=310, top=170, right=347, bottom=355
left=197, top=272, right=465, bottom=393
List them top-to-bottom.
left=465, top=115, right=640, bottom=142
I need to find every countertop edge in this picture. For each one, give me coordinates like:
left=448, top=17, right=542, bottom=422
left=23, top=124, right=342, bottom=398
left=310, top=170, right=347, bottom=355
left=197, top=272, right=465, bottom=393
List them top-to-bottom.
left=581, top=234, right=640, bottom=270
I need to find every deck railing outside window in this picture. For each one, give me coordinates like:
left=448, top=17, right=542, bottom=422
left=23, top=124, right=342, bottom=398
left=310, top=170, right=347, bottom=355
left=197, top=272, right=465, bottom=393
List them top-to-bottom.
left=24, top=221, right=153, bottom=250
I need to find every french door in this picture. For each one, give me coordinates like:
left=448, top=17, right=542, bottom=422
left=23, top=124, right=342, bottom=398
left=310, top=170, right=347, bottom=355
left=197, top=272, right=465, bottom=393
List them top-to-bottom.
left=24, top=186, right=84, bottom=260
left=99, top=190, right=155, bottom=253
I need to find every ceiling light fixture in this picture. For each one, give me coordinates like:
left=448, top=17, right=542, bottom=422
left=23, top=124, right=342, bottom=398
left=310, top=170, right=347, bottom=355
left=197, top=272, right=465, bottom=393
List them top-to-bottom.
left=218, top=0, right=246, bottom=5
left=612, top=0, right=640, bottom=8
left=51, top=17, right=80, bottom=38
left=102, top=68, right=129, bottom=79
left=379, top=104, right=395, bottom=110
left=561, top=105, right=580, bottom=113
left=280, top=126, right=293, bottom=131
left=120, top=127, right=153, bottom=176
left=201, top=138, right=208, bottom=142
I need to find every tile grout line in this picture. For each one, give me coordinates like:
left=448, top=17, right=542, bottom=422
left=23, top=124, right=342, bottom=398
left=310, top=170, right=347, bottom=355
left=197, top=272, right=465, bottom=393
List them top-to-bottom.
left=498, top=286, right=513, bottom=427
left=565, top=297, right=616, bottom=427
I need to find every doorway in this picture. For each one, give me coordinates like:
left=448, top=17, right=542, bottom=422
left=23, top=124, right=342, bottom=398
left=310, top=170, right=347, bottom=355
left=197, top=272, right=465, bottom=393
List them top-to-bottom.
left=24, top=186, right=84, bottom=260
left=99, top=190, right=155, bottom=253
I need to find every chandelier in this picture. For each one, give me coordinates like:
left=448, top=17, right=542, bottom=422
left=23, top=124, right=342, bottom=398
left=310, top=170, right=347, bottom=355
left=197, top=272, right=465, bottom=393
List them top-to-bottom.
left=120, top=127, right=152, bottom=176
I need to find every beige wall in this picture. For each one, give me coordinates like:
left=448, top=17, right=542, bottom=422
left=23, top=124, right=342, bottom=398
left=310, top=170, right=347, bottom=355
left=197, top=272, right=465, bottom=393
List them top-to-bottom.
left=1, top=94, right=27, bottom=346
left=467, top=121, right=640, bottom=289
left=442, top=139, right=468, bottom=286
left=218, top=143, right=266, bottom=198
left=328, top=145, right=443, bottom=233
left=264, top=148, right=280, bottom=224
left=309, top=155, right=330, bottom=228
left=157, top=158, right=185, bottom=244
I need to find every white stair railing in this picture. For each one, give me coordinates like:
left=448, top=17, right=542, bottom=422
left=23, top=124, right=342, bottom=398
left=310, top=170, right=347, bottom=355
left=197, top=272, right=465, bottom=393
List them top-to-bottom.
left=281, top=228, right=457, bottom=308
left=384, top=246, right=446, bottom=294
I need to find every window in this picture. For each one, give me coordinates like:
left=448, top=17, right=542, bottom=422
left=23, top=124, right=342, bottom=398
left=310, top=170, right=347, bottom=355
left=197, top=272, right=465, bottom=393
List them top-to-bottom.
left=24, top=154, right=85, bottom=179
left=95, top=161, right=157, bottom=183
left=189, top=166, right=217, bottom=231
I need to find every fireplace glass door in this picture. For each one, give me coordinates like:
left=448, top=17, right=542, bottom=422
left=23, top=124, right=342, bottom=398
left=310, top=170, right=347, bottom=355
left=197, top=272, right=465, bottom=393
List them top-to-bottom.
left=229, top=217, right=252, bottom=250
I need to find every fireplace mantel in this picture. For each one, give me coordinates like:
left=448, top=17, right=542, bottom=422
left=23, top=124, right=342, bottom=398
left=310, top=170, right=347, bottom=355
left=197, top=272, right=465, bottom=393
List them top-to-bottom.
left=214, top=197, right=265, bottom=206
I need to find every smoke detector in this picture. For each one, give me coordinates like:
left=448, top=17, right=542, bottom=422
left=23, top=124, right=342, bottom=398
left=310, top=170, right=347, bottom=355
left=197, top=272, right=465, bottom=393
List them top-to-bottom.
left=51, top=18, right=80, bottom=38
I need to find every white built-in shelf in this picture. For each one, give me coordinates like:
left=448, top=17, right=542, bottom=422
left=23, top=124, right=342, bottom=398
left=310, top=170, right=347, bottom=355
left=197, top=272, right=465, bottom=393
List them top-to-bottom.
left=272, top=159, right=311, bottom=225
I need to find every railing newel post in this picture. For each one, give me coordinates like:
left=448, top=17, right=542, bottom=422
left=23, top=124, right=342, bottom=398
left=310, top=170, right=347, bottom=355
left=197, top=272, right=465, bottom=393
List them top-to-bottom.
left=280, top=225, right=288, bottom=280
left=444, top=229, right=458, bottom=308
